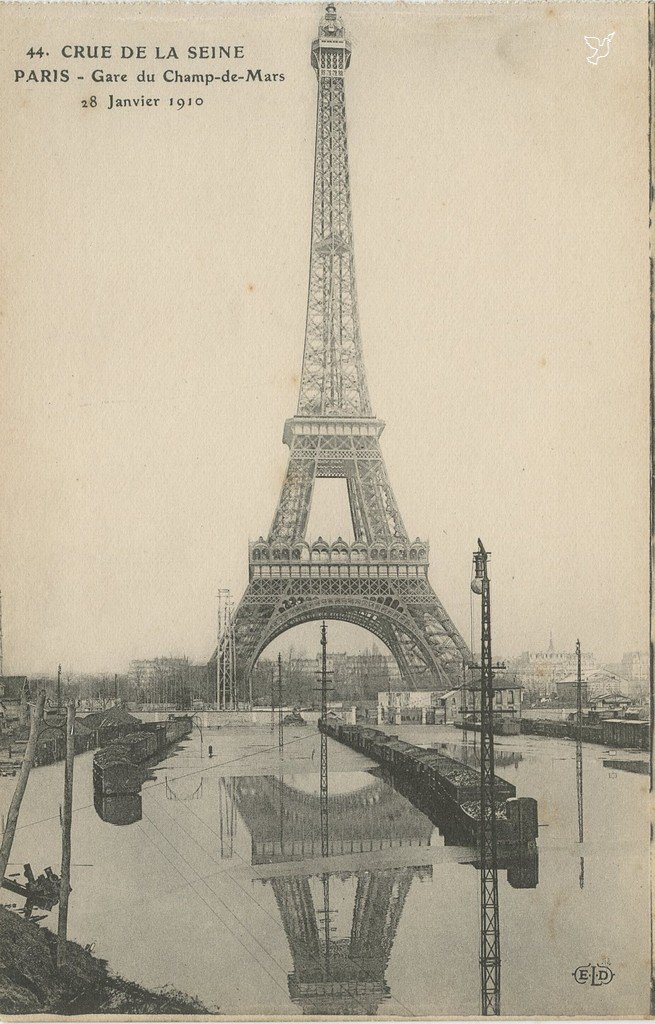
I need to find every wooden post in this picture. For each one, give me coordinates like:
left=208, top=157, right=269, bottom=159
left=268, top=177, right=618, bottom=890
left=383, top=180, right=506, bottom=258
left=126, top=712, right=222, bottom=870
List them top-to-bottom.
left=0, top=685, right=46, bottom=882
left=57, top=701, right=75, bottom=967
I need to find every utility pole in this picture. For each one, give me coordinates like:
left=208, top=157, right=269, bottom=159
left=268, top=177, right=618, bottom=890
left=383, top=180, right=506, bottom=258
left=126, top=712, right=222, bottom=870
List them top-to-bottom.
left=472, top=540, right=500, bottom=1016
left=0, top=590, right=4, bottom=677
left=576, top=638, right=584, bottom=888
left=277, top=653, right=283, bottom=752
left=57, top=663, right=62, bottom=711
left=270, top=665, right=276, bottom=733
left=0, top=685, right=47, bottom=883
left=57, top=701, right=75, bottom=966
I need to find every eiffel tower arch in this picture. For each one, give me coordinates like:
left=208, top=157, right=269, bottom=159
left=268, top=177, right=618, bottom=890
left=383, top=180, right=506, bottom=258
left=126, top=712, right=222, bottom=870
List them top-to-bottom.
left=213, top=5, right=471, bottom=698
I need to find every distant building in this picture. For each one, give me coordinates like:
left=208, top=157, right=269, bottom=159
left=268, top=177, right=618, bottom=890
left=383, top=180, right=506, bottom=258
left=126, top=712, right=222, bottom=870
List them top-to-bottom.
left=511, top=636, right=595, bottom=695
left=620, top=651, right=648, bottom=683
left=127, top=658, right=191, bottom=706
left=554, top=668, right=632, bottom=706
left=0, top=676, right=28, bottom=732
left=555, top=676, right=589, bottom=705
left=378, top=678, right=523, bottom=726
left=455, top=678, right=524, bottom=723
left=378, top=689, right=440, bottom=724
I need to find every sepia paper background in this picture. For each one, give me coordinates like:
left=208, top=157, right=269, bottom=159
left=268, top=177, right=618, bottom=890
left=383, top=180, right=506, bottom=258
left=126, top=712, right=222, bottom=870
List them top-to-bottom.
left=0, top=1, right=650, bottom=1018
left=0, top=2, right=649, bottom=675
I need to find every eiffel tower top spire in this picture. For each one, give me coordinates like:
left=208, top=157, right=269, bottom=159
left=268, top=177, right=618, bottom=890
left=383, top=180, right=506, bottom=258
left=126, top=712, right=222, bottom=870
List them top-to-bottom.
left=297, top=5, right=373, bottom=419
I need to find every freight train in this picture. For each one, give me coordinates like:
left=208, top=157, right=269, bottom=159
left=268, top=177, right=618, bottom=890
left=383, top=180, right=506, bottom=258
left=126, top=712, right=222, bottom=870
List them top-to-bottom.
left=93, top=716, right=192, bottom=800
left=520, top=716, right=648, bottom=750
left=320, top=718, right=538, bottom=850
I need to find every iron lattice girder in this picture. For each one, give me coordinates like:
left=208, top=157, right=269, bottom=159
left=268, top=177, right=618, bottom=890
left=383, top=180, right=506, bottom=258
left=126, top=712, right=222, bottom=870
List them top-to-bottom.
left=212, top=8, right=471, bottom=695
left=298, top=18, right=371, bottom=418
left=270, top=418, right=408, bottom=545
left=478, top=567, right=501, bottom=1016
left=231, top=570, right=469, bottom=689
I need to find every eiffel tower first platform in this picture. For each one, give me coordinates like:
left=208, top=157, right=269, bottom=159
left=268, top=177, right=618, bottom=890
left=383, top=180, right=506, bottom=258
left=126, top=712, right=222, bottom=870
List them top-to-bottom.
left=213, top=5, right=471, bottom=699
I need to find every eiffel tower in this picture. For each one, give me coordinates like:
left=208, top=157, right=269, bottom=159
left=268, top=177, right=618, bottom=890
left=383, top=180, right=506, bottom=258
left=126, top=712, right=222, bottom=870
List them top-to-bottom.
left=214, top=5, right=470, bottom=700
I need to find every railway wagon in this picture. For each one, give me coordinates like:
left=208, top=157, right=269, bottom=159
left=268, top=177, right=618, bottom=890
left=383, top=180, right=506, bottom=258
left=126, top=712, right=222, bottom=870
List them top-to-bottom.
left=141, top=716, right=193, bottom=751
left=521, top=717, right=632, bottom=747
left=602, top=718, right=649, bottom=751
left=521, top=719, right=570, bottom=739
left=93, top=745, right=145, bottom=795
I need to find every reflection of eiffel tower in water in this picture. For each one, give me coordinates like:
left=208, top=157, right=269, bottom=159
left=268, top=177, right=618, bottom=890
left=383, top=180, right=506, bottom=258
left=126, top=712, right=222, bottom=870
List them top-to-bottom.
left=233, top=772, right=433, bottom=1015
left=270, top=867, right=419, bottom=1014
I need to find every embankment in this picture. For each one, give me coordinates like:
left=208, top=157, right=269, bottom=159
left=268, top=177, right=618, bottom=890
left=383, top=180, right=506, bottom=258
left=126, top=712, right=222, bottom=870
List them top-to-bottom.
left=0, top=907, right=210, bottom=1015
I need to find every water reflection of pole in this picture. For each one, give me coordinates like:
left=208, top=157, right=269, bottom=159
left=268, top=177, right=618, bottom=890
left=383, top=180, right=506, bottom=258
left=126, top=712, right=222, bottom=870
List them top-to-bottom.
left=472, top=540, right=500, bottom=1016
left=319, top=621, right=331, bottom=976
left=320, top=622, right=329, bottom=856
left=576, top=638, right=584, bottom=889
left=278, top=654, right=284, bottom=752
left=461, top=659, right=468, bottom=743
left=278, top=772, right=284, bottom=860
left=218, top=777, right=236, bottom=858
left=218, top=777, right=224, bottom=857
left=230, top=778, right=237, bottom=857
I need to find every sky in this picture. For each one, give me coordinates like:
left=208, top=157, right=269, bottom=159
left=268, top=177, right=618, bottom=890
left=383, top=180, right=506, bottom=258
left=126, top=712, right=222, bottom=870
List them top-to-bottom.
left=0, top=2, right=650, bottom=675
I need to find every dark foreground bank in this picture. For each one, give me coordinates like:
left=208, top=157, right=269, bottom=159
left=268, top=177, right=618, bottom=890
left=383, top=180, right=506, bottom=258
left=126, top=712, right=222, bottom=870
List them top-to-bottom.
left=0, top=908, right=211, bottom=1016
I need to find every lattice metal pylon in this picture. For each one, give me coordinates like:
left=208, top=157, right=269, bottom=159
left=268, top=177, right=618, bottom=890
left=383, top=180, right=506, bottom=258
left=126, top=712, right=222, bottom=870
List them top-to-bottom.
left=210, top=5, right=471, bottom=697
left=472, top=540, right=500, bottom=1016
left=217, top=589, right=237, bottom=709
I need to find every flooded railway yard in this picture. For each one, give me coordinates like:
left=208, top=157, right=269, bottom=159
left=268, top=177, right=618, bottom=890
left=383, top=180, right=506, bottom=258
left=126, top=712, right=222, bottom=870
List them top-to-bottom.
left=0, top=720, right=649, bottom=1017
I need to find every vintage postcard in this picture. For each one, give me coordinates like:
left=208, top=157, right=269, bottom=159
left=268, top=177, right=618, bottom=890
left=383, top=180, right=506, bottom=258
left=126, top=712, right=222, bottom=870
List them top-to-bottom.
left=0, top=1, right=651, bottom=1019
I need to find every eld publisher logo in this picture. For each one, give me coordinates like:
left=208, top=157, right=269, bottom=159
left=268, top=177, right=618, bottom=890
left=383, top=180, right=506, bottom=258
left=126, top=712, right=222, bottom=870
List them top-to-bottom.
left=573, top=964, right=614, bottom=986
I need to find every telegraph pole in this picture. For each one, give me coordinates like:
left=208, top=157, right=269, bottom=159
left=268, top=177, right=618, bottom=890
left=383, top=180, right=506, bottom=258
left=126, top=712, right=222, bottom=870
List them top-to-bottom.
left=472, top=540, right=500, bottom=1016
left=277, top=653, right=283, bottom=752
left=461, top=658, right=468, bottom=742
left=57, top=663, right=62, bottom=711
left=270, top=665, right=276, bottom=733
left=0, top=686, right=47, bottom=883
left=57, top=701, right=75, bottom=966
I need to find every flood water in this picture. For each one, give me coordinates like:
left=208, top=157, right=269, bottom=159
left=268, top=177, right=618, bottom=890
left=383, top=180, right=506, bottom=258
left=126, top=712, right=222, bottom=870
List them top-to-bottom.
left=0, top=721, right=649, bottom=1017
